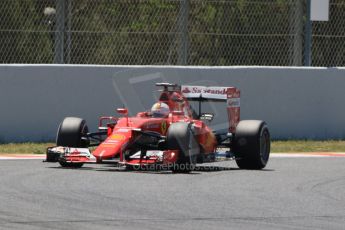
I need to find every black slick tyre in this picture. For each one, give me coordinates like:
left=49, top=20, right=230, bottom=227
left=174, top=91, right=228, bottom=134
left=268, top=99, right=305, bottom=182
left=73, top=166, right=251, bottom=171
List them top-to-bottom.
left=56, top=117, right=89, bottom=168
left=234, top=120, right=270, bottom=169
left=166, top=122, right=199, bottom=173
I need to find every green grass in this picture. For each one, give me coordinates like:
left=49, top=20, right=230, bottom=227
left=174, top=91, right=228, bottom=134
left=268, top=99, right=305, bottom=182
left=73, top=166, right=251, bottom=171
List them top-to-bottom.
left=0, top=140, right=345, bottom=154
left=271, top=140, right=345, bottom=153
left=0, top=143, right=55, bottom=154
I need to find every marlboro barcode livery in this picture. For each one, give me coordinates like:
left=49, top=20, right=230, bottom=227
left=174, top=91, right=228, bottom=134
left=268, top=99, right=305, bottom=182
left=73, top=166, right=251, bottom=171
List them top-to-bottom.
left=46, top=83, right=270, bottom=172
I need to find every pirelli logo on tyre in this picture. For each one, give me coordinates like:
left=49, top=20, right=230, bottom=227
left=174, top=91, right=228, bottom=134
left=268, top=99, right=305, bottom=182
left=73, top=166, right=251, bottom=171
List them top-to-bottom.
left=161, top=121, right=167, bottom=134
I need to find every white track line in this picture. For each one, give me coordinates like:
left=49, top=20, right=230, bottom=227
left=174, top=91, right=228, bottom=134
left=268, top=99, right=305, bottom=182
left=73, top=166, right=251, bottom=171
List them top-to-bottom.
left=272, top=152, right=345, bottom=158
left=0, top=155, right=45, bottom=160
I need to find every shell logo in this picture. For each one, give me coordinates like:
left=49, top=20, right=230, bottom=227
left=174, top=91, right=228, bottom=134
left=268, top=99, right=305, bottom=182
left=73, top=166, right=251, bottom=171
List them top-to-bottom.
left=110, top=134, right=125, bottom=140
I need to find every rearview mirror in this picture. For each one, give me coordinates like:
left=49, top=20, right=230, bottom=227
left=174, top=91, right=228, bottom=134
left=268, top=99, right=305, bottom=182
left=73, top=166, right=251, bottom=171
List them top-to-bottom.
left=117, top=108, right=128, bottom=115
left=200, top=113, right=214, bottom=122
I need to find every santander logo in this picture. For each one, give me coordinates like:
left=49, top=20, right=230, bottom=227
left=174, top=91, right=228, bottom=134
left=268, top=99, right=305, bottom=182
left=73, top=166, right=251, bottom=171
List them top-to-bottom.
left=182, top=85, right=235, bottom=100
left=183, top=86, right=227, bottom=95
left=182, top=87, right=191, bottom=93
left=191, top=87, right=202, bottom=93
left=203, top=88, right=227, bottom=95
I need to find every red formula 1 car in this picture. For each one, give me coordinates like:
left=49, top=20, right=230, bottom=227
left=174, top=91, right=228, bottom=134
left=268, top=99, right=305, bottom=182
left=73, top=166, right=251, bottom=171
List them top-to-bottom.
left=46, top=83, right=270, bottom=172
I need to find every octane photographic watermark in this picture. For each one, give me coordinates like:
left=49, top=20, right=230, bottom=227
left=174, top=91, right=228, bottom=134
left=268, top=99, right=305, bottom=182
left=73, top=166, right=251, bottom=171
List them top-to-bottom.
left=124, top=163, right=228, bottom=172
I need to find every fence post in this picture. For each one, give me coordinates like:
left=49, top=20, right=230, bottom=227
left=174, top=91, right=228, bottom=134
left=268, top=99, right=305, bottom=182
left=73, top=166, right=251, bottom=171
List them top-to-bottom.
left=54, top=0, right=65, bottom=64
left=66, top=0, right=72, bottom=64
left=178, top=0, right=189, bottom=65
left=290, top=0, right=303, bottom=66
left=304, top=0, right=312, bottom=66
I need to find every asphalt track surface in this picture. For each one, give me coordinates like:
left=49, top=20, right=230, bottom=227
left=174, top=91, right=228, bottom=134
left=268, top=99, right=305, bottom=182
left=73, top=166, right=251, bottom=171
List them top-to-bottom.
left=1, top=156, right=345, bottom=230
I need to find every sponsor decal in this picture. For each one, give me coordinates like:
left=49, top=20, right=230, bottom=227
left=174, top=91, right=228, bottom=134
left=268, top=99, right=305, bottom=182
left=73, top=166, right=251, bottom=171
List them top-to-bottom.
left=181, top=85, right=230, bottom=100
left=181, top=86, right=203, bottom=98
left=182, top=87, right=191, bottom=93
left=203, top=88, right=228, bottom=95
left=227, top=88, right=240, bottom=98
left=227, top=98, right=240, bottom=107
left=161, top=121, right=167, bottom=134
left=110, top=134, right=126, bottom=140
left=63, top=147, right=91, bottom=157
left=70, top=148, right=81, bottom=155
left=131, top=150, right=163, bottom=159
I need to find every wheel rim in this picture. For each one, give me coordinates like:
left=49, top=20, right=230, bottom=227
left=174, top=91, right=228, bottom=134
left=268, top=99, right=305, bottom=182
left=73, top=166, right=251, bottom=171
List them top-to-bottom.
left=80, top=123, right=89, bottom=147
left=260, top=129, right=270, bottom=163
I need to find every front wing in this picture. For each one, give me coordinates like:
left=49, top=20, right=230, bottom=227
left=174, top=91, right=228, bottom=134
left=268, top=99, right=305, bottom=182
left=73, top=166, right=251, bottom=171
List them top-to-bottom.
left=45, top=146, right=235, bottom=166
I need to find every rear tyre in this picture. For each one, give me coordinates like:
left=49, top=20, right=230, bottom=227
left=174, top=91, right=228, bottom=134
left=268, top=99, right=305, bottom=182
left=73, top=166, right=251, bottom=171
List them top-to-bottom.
left=56, top=117, right=89, bottom=168
left=234, top=120, right=270, bottom=169
left=167, top=122, right=199, bottom=173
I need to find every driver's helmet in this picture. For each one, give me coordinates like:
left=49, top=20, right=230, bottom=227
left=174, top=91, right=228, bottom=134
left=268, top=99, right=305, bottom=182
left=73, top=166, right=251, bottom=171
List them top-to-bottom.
left=151, top=102, right=170, bottom=117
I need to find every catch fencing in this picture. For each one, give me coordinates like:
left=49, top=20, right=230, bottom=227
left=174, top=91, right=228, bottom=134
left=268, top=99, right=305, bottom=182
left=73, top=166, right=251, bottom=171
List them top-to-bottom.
left=0, top=0, right=344, bottom=66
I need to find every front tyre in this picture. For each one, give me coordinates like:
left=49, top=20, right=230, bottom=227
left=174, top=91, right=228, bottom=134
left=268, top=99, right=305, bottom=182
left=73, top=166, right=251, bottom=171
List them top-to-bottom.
left=56, top=117, right=89, bottom=168
left=56, top=117, right=89, bottom=147
left=234, top=120, right=270, bottom=169
left=167, top=122, right=199, bottom=173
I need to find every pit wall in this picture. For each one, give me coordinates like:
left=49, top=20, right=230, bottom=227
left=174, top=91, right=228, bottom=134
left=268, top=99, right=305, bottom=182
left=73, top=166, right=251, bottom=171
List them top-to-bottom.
left=0, top=64, right=344, bottom=142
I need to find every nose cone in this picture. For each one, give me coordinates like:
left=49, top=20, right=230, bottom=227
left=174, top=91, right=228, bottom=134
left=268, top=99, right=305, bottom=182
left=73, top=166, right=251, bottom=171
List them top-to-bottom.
left=92, top=133, right=129, bottom=160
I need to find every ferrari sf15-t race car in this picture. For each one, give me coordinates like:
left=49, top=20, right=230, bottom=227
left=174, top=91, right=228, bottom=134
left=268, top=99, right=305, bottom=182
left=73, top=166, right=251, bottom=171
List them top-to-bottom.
left=46, top=83, right=270, bottom=172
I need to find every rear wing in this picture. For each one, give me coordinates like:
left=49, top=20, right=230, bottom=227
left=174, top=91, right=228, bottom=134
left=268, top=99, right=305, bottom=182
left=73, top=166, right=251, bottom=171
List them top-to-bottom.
left=181, top=85, right=240, bottom=133
left=181, top=85, right=228, bottom=101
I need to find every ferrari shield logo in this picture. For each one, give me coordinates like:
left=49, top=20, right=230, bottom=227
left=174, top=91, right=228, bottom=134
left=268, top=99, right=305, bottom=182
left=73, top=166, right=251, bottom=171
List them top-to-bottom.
left=161, top=121, right=167, bottom=134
